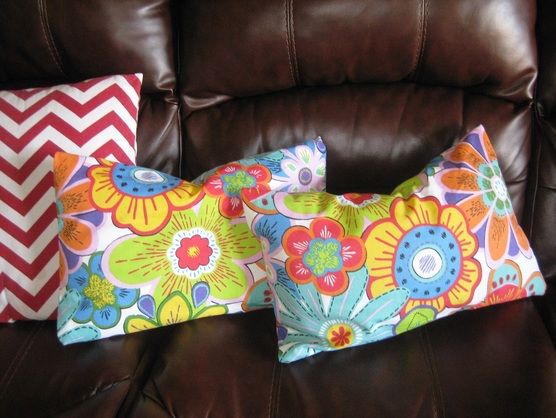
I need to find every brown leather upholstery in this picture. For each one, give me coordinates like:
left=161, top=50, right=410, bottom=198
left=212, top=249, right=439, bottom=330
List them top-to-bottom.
left=0, top=0, right=180, bottom=176
left=532, top=0, right=556, bottom=339
left=1, top=1, right=555, bottom=416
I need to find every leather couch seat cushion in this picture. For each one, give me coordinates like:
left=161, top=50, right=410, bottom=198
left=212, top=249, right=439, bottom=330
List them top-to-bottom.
left=1, top=301, right=554, bottom=417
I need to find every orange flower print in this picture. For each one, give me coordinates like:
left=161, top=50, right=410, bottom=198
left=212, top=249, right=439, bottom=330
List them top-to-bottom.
left=436, top=126, right=532, bottom=268
left=54, top=152, right=103, bottom=283
left=88, top=159, right=203, bottom=235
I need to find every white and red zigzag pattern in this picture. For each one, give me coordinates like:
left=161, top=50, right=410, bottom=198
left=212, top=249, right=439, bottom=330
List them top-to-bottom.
left=0, top=74, right=141, bottom=321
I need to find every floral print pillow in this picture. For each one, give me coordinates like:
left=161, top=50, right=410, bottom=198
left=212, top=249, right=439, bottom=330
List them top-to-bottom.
left=242, top=126, right=546, bottom=363
left=54, top=138, right=326, bottom=344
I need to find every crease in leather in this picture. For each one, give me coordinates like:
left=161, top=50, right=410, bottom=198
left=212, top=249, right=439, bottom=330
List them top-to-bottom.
left=38, top=0, right=66, bottom=77
left=173, top=3, right=184, bottom=180
left=393, top=84, right=413, bottom=143
left=464, top=87, right=535, bottom=107
left=347, top=92, right=362, bottom=148
left=183, top=94, right=234, bottom=116
left=176, top=100, right=183, bottom=179
left=146, top=102, right=180, bottom=160
left=528, top=102, right=544, bottom=239
left=536, top=183, right=556, bottom=192
left=0, top=322, right=43, bottom=398
left=419, top=327, right=445, bottom=418
left=116, top=328, right=173, bottom=417
left=115, top=343, right=156, bottom=417
left=266, top=357, right=278, bottom=418
left=270, top=361, right=283, bottom=418
left=141, top=368, right=174, bottom=417
left=126, top=375, right=172, bottom=417
left=51, top=377, right=130, bottom=417
left=411, top=386, right=436, bottom=418
left=138, top=391, right=173, bottom=418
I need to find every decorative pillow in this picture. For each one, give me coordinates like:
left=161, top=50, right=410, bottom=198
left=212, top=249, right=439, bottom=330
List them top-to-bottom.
left=0, top=74, right=142, bottom=322
left=243, top=125, right=546, bottom=363
left=54, top=137, right=326, bottom=344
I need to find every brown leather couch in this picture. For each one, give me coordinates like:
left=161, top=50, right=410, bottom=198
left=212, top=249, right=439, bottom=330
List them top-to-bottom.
left=1, top=1, right=556, bottom=416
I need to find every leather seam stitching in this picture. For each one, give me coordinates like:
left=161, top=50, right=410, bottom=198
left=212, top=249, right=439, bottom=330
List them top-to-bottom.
left=38, top=0, right=66, bottom=77
left=284, top=0, right=298, bottom=87
left=284, top=0, right=294, bottom=86
left=289, top=0, right=300, bottom=85
left=410, top=0, right=428, bottom=80
left=417, top=0, right=429, bottom=80
left=175, top=9, right=183, bottom=179
left=528, top=84, right=542, bottom=240
left=176, top=103, right=183, bottom=179
left=528, top=122, right=541, bottom=239
left=0, top=322, right=43, bottom=398
left=420, top=327, right=445, bottom=418
left=418, top=328, right=437, bottom=418
left=267, top=357, right=277, bottom=418
left=274, top=362, right=283, bottom=418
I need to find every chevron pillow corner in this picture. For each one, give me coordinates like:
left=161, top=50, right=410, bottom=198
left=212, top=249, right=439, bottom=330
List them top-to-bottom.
left=0, top=73, right=142, bottom=322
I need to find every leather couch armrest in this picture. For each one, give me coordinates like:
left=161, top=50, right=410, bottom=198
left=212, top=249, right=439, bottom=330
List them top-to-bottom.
left=535, top=288, right=556, bottom=346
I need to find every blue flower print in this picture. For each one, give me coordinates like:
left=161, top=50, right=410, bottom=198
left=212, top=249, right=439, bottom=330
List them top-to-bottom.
left=67, top=252, right=139, bottom=329
left=275, top=266, right=409, bottom=362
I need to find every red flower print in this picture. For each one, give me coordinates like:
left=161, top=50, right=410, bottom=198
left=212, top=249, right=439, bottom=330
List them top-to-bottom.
left=204, top=162, right=272, bottom=218
left=283, top=218, right=365, bottom=296
left=175, top=234, right=213, bottom=271
left=474, top=260, right=545, bottom=309
left=330, top=326, right=352, bottom=347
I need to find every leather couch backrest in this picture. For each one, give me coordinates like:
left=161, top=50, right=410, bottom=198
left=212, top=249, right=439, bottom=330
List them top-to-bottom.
left=0, top=0, right=181, bottom=176
left=2, top=0, right=556, bottom=291
left=179, top=0, right=536, bottom=225
left=181, top=0, right=536, bottom=102
left=532, top=0, right=556, bottom=321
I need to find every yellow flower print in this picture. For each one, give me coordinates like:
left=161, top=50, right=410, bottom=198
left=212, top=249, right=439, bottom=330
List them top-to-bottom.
left=88, top=159, right=203, bottom=235
left=364, top=196, right=481, bottom=314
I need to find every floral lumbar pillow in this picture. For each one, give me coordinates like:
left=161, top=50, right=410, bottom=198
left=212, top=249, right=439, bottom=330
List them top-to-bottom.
left=0, top=73, right=142, bottom=322
left=242, top=126, right=546, bottom=363
left=54, top=138, right=326, bottom=344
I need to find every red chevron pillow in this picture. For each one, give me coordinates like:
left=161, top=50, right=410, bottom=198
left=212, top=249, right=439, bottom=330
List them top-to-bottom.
left=0, top=73, right=142, bottom=321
